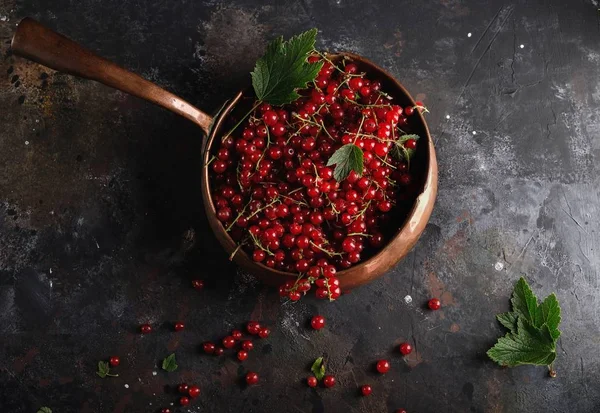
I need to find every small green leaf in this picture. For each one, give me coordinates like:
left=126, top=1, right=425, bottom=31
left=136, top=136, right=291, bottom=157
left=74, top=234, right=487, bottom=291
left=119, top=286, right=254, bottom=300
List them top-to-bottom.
left=251, top=29, right=323, bottom=106
left=391, top=134, right=420, bottom=166
left=327, top=144, right=364, bottom=182
left=510, top=277, right=539, bottom=325
left=536, top=293, right=561, bottom=340
left=496, top=312, right=518, bottom=334
left=487, top=318, right=556, bottom=367
left=162, top=353, right=178, bottom=372
left=311, top=357, right=326, bottom=381
left=96, top=361, right=109, bottom=378
left=37, top=408, right=52, bottom=413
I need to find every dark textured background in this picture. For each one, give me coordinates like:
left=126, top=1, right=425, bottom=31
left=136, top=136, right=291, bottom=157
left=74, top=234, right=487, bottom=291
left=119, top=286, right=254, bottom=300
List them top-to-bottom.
left=1, top=0, right=600, bottom=412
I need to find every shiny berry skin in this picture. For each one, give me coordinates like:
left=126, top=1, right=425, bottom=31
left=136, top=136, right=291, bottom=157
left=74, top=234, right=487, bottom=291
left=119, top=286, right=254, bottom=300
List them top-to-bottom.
left=404, top=106, right=414, bottom=116
left=263, top=110, right=279, bottom=126
left=404, top=139, right=417, bottom=150
left=192, top=279, right=204, bottom=290
left=289, top=290, right=302, bottom=301
left=428, top=298, right=441, bottom=310
left=311, top=315, right=326, bottom=330
left=247, top=321, right=261, bottom=335
left=174, top=322, right=185, bottom=332
left=140, top=323, right=152, bottom=334
left=258, top=328, right=271, bottom=338
left=231, top=330, right=243, bottom=341
left=223, top=336, right=236, bottom=349
left=242, top=340, right=254, bottom=351
left=203, top=342, right=215, bottom=354
left=399, top=342, right=412, bottom=355
left=213, top=347, right=224, bottom=356
left=237, top=350, right=249, bottom=361
left=109, top=356, right=120, bottom=367
left=376, top=359, right=390, bottom=374
left=245, top=372, right=259, bottom=385
left=323, top=375, right=336, bottom=388
left=307, top=376, right=318, bottom=387
left=178, top=383, right=189, bottom=394
left=188, top=385, right=200, bottom=398
left=361, top=385, right=372, bottom=396
left=179, top=397, right=190, bottom=406
left=161, top=409, right=171, bottom=413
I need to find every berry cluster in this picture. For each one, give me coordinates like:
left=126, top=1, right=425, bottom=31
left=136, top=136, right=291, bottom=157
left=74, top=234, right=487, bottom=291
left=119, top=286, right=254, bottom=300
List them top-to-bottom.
left=210, top=54, right=426, bottom=300
left=175, top=383, right=201, bottom=407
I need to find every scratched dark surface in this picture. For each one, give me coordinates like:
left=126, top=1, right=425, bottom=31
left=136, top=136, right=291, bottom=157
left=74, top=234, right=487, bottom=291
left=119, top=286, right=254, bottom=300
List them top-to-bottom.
left=1, top=0, right=600, bottom=412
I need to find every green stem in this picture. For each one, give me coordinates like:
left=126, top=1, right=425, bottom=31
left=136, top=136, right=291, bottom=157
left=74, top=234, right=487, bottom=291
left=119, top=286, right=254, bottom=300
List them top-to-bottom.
left=222, top=101, right=261, bottom=142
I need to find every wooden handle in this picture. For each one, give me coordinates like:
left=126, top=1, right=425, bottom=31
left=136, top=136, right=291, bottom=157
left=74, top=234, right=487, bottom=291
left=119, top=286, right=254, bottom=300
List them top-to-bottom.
left=11, top=17, right=212, bottom=135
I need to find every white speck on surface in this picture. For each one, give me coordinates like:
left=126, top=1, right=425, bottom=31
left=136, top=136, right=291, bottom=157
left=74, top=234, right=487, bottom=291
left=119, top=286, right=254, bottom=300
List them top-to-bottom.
left=0, top=16, right=7, bottom=22
left=467, top=32, right=472, bottom=37
left=520, top=44, right=524, bottom=49
left=446, top=115, right=451, bottom=119
left=35, top=119, right=39, bottom=123
left=472, top=131, right=477, bottom=135
left=25, top=141, right=29, bottom=145
left=50, top=211, right=54, bottom=215
left=94, top=238, right=100, bottom=249
left=495, top=262, right=504, bottom=271
left=49, top=268, right=52, bottom=274
left=49, top=280, right=53, bottom=288
left=404, top=295, right=413, bottom=304
left=378, top=326, right=381, bottom=330
left=152, top=371, right=157, bottom=376
left=124, top=384, right=129, bottom=389
left=170, top=403, right=174, bottom=406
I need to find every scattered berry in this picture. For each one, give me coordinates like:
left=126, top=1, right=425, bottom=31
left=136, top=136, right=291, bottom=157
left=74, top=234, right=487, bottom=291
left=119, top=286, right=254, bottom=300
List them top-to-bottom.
left=192, top=279, right=204, bottom=290
left=428, top=298, right=441, bottom=310
left=311, top=315, right=326, bottom=330
left=247, top=321, right=261, bottom=335
left=174, top=322, right=185, bottom=332
left=140, top=324, right=152, bottom=334
left=258, top=327, right=271, bottom=338
left=232, top=329, right=243, bottom=340
left=223, top=336, right=236, bottom=349
left=241, top=340, right=254, bottom=351
left=203, top=342, right=215, bottom=354
left=399, top=342, right=412, bottom=355
left=213, top=347, right=224, bottom=356
left=237, top=350, right=249, bottom=361
left=109, top=356, right=120, bottom=367
left=376, top=359, right=390, bottom=374
left=246, top=372, right=259, bottom=385
left=323, top=375, right=336, bottom=388
left=307, top=376, right=318, bottom=387
left=178, top=383, right=189, bottom=394
left=361, top=384, right=372, bottom=396
left=188, top=385, right=200, bottom=398
left=179, top=396, right=190, bottom=406
left=161, top=409, right=171, bottom=413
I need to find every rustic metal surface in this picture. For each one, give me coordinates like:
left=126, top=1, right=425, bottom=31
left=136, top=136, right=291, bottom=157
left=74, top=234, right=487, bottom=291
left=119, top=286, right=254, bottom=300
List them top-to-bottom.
left=1, top=1, right=600, bottom=412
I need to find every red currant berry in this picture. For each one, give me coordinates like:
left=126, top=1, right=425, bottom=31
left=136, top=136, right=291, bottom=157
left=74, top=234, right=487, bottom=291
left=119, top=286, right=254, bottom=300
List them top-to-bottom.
left=404, top=106, right=414, bottom=116
left=263, top=110, right=279, bottom=126
left=404, top=139, right=417, bottom=150
left=192, top=279, right=204, bottom=290
left=428, top=298, right=441, bottom=310
left=311, top=315, right=325, bottom=330
left=174, top=322, right=185, bottom=332
left=140, top=324, right=152, bottom=334
left=258, top=328, right=271, bottom=338
left=231, top=330, right=243, bottom=341
left=223, top=336, right=236, bottom=349
left=242, top=340, right=254, bottom=351
left=203, top=342, right=215, bottom=354
left=399, top=342, right=412, bottom=355
left=213, top=347, right=224, bottom=356
left=237, top=350, right=249, bottom=361
left=109, top=356, right=120, bottom=367
left=376, top=360, right=390, bottom=374
left=245, top=372, right=259, bottom=385
left=323, top=375, right=336, bottom=388
left=307, top=376, right=318, bottom=387
left=178, top=383, right=189, bottom=394
left=188, top=385, right=200, bottom=398
left=361, top=385, right=372, bottom=396
left=179, top=397, right=190, bottom=406
left=161, top=409, right=171, bottom=413
left=396, top=410, right=408, bottom=413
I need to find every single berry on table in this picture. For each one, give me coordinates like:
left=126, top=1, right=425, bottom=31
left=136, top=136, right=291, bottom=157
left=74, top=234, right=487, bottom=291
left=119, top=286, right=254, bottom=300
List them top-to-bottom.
left=192, top=279, right=204, bottom=290
left=428, top=298, right=441, bottom=310
left=311, top=315, right=326, bottom=330
left=247, top=321, right=261, bottom=335
left=174, top=322, right=185, bottom=332
left=140, top=324, right=152, bottom=334
left=258, top=327, right=271, bottom=338
left=232, top=329, right=243, bottom=340
left=223, top=336, right=236, bottom=349
left=242, top=340, right=254, bottom=351
left=203, top=342, right=215, bottom=354
left=399, top=342, right=413, bottom=355
left=213, top=347, right=224, bottom=356
left=237, top=350, right=249, bottom=361
left=109, top=356, right=120, bottom=367
left=376, top=359, right=390, bottom=374
left=246, top=372, right=259, bottom=385
left=323, top=375, right=336, bottom=388
left=307, top=376, right=318, bottom=387
left=178, top=383, right=189, bottom=394
left=188, top=385, right=200, bottom=398
left=361, top=385, right=372, bottom=396
left=179, top=397, right=190, bottom=406
left=161, top=409, right=171, bottom=413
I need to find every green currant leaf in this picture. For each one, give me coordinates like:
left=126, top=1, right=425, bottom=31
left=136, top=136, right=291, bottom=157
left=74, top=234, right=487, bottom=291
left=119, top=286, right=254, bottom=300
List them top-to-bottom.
left=251, top=29, right=323, bottom=106
left=391, top=134, right=420, bottom=167
left=327, top=144, right=364, bottom=182
left=510, top=277, right=540, bottom=325
left=536, top=293, right=561, bottom=340
left=496, top=312, right=518, bottom=334
left=162, top=353, right=178, bottom=372
left=311, top=357, right=326, bottom=381
left=96, top=361, right=109, bottom=378
left=37, top=407, right=52, bottom=413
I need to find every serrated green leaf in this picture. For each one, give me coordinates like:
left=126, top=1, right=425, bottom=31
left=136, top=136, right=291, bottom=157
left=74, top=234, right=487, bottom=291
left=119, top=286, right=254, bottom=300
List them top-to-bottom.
left=251, top=29, right=323, bottom=106
left=327, top=144, right=364, bottom=182
left=510, top=277, right=539, bottom=325
left=536, top=293, right=561, bottom=340
left=497, top=312, right=518, bottom=334
left=487, top=318, right=556, bottom=367
left=162, top=353, right=178, bottom=372
left=311, top=357, right=326, bottom=381
left=96, top=361, right=109, bottom=378
left=37, top=407, right=52, bottom=413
